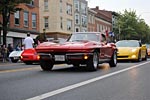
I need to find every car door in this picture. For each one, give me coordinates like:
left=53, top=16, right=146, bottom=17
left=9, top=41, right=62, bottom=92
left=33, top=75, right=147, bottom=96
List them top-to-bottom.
left=99, top=34, right=108, bottom=59
left=141, top=44, right=147, bottom=58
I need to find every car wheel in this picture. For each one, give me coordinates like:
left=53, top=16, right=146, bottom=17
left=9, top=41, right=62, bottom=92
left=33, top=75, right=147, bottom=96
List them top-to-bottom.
left=87, top=51, right=99, bottom=71
left=109, top=51, right=117, bottom=67
left=137, top=51, right=142, bottom=62
left=143, top=51, right=147, bottom=61
left=11, top=58, right=18, bottom=63
left=40, top=60, right=54, bottom=71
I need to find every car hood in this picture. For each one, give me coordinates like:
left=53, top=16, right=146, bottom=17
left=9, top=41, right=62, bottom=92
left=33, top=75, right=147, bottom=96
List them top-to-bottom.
left=36, top=41, right=98, bottom=52
left=117, top=47, right=140, bottom=54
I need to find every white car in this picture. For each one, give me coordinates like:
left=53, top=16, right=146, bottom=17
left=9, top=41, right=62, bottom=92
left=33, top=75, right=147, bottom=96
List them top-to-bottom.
left=9, top=50, right=23, bottom=63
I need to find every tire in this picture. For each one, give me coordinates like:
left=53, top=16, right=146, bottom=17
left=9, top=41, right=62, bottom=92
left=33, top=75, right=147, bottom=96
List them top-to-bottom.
left=87, top=51, right=99, bottom=71
left=109, top=51, right=117, bottom=67
left=137, top=51, right=142, bottom=62
left=143, top=51, right=147, bottom=61
left=11, top=58, right=18, bottom=63
left=40, top=60, right=54, bottom=71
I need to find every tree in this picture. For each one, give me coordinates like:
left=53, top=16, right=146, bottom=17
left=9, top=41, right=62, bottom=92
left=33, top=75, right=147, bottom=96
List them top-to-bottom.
left=0, top=0, right=31, bottom=45
left=115, top=9, right=150, bottom=43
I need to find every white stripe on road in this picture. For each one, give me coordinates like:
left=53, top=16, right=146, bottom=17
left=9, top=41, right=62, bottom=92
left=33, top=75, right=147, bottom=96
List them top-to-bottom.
left=26, top=61, right=150, bottom=100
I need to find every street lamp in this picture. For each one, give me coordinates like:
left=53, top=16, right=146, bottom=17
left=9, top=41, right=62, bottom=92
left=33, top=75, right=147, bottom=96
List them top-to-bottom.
left=0, top=22, right=2, bottom=44
left=43, top=28, right=46, bottom=41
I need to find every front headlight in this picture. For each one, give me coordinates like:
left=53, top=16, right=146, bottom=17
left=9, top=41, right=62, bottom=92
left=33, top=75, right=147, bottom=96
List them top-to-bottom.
left=131, top=49, right=137, bottom=52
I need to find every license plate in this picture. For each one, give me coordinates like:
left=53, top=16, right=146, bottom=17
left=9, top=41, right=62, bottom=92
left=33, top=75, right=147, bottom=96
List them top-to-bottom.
left=54, top=55, right=65, bottom=61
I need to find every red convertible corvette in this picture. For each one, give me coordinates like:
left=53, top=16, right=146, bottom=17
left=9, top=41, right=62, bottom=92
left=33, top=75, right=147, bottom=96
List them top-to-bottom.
left=36, top=32, right=117, bottom=71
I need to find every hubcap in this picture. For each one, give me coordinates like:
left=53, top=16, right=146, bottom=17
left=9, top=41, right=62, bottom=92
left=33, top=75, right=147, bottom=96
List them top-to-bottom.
left=93, top=53, right=98, bottom=68
left=114, top=53, right=117, bottom=64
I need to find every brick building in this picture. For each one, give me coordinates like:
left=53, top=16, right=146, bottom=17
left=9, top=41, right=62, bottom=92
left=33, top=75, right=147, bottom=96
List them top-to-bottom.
left=0, top=0, right=39, bottom=47
left=91, top=6, right=112, bottom=36
left=88, top=8, right=96, bottom=32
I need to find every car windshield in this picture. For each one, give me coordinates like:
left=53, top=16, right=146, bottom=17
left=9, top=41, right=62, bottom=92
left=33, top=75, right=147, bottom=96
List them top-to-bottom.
left=68, top=33, right=100, bottom=42
left=116, top=40, right=140, bottom=47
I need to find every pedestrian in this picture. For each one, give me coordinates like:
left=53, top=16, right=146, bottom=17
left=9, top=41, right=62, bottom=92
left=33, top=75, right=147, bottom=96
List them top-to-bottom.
left=23, top=32, right=34, bottom=49
left=7, top=43, right=13, bottom=55
left=15, top=43, right=21, bottom=51
left=0, top=44, right=2, bottom=61
left=1, top=44, right=8, bottom=62
left=7, top=44, right=14, bottom=62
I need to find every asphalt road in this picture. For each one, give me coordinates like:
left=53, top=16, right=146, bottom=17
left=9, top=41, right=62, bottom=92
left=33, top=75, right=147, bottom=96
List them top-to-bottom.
left=0, top=60, right=150, bottom=100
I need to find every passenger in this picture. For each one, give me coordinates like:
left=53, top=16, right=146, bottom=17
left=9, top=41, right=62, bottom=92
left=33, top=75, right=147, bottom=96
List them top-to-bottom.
left=23, top=32, right=34, bottom=49
left=7, top=43, right=13, bottom=55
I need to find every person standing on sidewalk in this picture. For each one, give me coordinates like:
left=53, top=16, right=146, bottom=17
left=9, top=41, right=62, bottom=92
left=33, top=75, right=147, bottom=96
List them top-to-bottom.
left=23, top=32, right=34, bottom=49
left=1, top=44, right=8, bottom=62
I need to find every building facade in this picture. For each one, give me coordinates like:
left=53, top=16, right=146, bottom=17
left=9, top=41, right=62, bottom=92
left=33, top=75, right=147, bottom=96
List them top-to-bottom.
left=0, top=0, right=39, bottom=47
left=39, top=0, right=74, bottom=41
left=74, top=0, right=88, bottom=32
left=91, top=6, right=112, bottom=36
left=88, top=8, right=96, bottom=32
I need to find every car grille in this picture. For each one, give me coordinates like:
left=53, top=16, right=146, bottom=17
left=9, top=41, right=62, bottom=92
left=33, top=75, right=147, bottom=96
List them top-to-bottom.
left=117, top=56, right=128, bottom=58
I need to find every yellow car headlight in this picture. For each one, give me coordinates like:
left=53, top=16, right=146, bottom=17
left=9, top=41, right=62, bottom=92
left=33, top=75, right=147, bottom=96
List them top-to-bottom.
left=131, top=49, right=137, bottom=52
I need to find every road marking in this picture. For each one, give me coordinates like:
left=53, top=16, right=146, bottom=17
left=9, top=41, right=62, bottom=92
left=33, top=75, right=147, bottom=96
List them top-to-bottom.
left=26, top=61, right=150, bottom=100
left=0, top=67, right=40, bottom=74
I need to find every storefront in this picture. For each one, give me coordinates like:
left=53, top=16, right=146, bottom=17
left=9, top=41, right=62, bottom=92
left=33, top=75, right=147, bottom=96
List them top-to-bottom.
left=1, top=31, right=37, bottom=48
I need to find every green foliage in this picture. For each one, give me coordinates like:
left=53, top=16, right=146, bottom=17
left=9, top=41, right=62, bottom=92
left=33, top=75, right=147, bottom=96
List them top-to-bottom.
left=114, top=9, right=150, bottom=43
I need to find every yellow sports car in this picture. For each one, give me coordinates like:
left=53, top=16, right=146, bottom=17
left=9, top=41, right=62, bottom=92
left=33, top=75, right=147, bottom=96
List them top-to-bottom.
left=116, top=40, right=147, bottom=61
left=146, top=44, right=150, bottom=57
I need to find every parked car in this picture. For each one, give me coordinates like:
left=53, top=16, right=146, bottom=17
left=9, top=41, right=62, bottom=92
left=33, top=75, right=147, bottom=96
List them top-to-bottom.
left=36, top=32, right=117, bottom=71
left=116, top=40, right=147, bottom=61
left=146, top=44, right=150, bottom=57
left=20, top=48, right=40, bottom=65
left=9, top=50, right=23, bottom=63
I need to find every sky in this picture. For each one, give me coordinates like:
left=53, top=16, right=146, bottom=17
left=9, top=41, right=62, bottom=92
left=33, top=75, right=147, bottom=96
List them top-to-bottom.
left=88, top=0, right=150, bottom=25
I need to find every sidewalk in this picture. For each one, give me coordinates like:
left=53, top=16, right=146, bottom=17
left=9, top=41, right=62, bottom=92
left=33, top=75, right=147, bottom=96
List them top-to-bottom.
left=0, top=60, right=12, bottom=64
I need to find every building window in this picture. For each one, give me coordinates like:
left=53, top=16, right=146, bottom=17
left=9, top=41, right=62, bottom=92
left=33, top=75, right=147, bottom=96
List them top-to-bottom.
left=30, top=0, right=34, bottom=5
left=44, top=0, right=48, bottom=11
left=60, top=0, right=62, bottom=13
left=74, top=0, right=79, bottom=12
left=81, top=3, right=87, bottom=14
left=66, top=4, right=72, bottom=15
left=14, top=11, right=20, bottom=25
left=24, top=11, right=29, bottom=27
left=32, top=13, right=36, bottom=28
left=75, top=14, right=80, bottom=24
left=81, top=15, right=87, bottom=27
left=44, top=17, right=49, bottom=29
left=60, top=17, right=63, bottom=29
left=67, top=19, right=72, bottom=31
left=75, top=27, right=80, bottom=32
